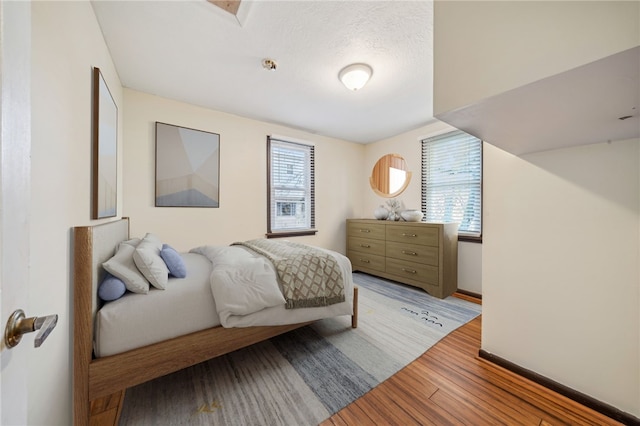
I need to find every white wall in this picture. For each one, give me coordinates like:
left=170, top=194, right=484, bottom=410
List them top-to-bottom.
left=30, top=1, right=124, bottom=425
left=433, top=1, right=639, bottom=115
left=433, top=1, right=640, bottom=416
left=122, top=89, right=365, bottom=254
left=362, top=120, right=482, bottom=295
left=482, top=139, right=640, bottom=416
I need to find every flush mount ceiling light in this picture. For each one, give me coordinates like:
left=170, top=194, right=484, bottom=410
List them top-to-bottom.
left=339, top=63, right=372, bottom=91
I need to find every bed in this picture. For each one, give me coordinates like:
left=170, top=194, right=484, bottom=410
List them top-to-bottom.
left=73, top=218, right=358, bottom=425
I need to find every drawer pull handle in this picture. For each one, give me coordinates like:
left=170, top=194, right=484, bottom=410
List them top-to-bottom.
left=359, top=229, right=371, bottom=233
left=401, top=233, right=418, bottom=238
left=360, top=244, right=371, bottom=248
left=402, top=250, right=417, bottom=256
left=359, top=259, right=370, bottom=263
left=402, top=268, right=417, bottom=274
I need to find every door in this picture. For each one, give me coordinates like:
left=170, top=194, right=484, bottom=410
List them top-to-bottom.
left=0, top=1, right=32, bottom=424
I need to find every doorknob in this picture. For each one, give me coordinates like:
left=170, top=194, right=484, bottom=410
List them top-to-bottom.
left=4, top=309, right=58, bottom=348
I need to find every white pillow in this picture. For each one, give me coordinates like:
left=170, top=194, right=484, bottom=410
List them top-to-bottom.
left=133, top=233, right=169, bottom=290
left=117, top=238, right=141, bottom=250
left=103, top=243, right=150, bottom=294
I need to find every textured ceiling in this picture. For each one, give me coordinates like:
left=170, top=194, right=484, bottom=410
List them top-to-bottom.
left=91, top=0, right=434, bottom=144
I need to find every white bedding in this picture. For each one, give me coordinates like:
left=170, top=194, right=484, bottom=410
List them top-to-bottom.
left=190, top=245, right=286, bottom=321
left=192, top=245, right=354, bottom=328
left=94, top=246, right=353, bottom=357
left=94, top=253, right=219, bottom=357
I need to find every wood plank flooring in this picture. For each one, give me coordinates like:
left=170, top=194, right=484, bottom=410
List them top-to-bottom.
left=321, top=298, right=621, bottom=426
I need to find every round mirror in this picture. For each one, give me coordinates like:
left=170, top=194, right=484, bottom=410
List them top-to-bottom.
left=369, top=154, right=412, bottom=198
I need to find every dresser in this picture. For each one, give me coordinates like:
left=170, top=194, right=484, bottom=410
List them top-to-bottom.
left=347, top=219, right=458, bottom=299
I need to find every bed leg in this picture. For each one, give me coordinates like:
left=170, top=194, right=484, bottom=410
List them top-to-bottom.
left=351, top=286, right=358, bottom=328
left=89, top=389, right=125, bottom=426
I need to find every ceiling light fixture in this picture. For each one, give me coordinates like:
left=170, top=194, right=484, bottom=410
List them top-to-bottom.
left=339, top=63, right=372, bottom=91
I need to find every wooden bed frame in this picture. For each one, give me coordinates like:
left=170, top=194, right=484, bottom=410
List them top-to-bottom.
left=73, top=218, right=359, bottom=426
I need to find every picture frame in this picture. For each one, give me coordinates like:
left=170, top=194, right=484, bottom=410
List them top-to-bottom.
left=91, top=67, right=118, bottom=219
left=155, top=122, right=220, bottom=207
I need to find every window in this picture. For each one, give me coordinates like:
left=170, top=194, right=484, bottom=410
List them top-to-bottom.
left=421, top=130, right=482, bottom=240
left=267, top=137, right=316, bottom=237
left=277, top=202, right=300, bottom=217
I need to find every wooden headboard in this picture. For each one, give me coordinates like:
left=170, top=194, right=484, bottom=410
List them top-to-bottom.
left=73, top=218, right=129, bottom=423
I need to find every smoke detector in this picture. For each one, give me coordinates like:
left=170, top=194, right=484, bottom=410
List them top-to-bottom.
left=262, top=58, right=277, bottom=71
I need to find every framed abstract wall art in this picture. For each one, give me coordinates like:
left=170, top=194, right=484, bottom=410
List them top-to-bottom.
left=92, top=67, right=118, bottom=219
left=155, top=122, right=220, bottom=207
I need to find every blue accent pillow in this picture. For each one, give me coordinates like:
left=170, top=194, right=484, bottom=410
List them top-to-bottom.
left=160, top=244, right=187, bottom=278
left=98, top=272, right=127, bottom=302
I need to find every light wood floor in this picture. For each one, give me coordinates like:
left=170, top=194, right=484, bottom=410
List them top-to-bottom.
left=321, top=297, right=621, bottom=426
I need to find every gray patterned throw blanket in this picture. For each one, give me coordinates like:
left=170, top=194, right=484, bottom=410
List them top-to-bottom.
left=232, top=239, right=345, bottom=309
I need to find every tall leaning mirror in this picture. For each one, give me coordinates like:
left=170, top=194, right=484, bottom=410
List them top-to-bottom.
left=369, top=153, right=411, bottom=198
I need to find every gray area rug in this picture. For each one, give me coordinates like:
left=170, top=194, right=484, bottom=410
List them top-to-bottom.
left=119, top=273, right=482, bottom=425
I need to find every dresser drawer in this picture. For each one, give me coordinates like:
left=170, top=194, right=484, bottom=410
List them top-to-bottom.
left=347, top=221, right=386, bottom=240
left=386, top=224, right=439, bottom=247
left=348, top=236, right=386, bottom=257
left=386, top=241, right=439, bottom=266
left=348, top=251, right=385, bottom=272
left=386, top=258, right=440, bottom=287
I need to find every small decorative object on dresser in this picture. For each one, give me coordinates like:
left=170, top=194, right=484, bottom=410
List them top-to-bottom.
left=385, top=198, right=404, bottom=221
left=373, top=205, right=389, bottom=220
left=400, top=209, right=424, bottom=222
left=347, top=219, right=458, bottom=299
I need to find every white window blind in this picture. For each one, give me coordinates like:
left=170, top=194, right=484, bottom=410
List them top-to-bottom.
left=421, top=130, right=482, bottom=237
left=268, top=137, right=315, bottom=234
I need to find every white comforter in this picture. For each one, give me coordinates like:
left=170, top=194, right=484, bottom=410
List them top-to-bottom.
left=190, top=244, right=354, bottom=327
left=95, top=246, right=353, bottom=357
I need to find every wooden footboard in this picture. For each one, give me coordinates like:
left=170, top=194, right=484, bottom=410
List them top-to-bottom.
left=74, top=219, right=358, bottom=426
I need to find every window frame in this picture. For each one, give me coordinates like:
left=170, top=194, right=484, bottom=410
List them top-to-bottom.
left=421, top=130, right=483, bottom=243
left=266, top=136, right=316, bottom=238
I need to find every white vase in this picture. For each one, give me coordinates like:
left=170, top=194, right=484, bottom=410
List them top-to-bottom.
left=373, top=206, right=388, bottom=220
left=400, top=209, right=424, bottom=222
